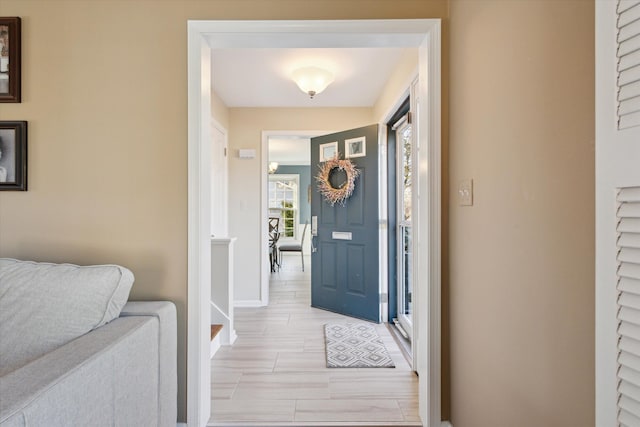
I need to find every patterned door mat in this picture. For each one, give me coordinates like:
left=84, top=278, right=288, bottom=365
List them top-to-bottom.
left=324, top=323, right=395, bottom=368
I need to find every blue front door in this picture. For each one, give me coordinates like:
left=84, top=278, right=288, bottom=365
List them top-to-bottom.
left=310, top=124, right=380, bottom=322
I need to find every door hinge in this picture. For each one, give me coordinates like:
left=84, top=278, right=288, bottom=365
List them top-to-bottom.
left=224, top=147, right=227, bottom=157
left=380, top=293, right=388, bottom=303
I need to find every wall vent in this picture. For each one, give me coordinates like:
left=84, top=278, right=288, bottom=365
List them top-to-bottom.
left=617, top=0, right=640, bottom=130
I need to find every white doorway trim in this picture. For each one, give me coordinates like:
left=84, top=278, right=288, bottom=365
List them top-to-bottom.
left=187, top=19, right=441, bottom=427
left=187, top=22, right=213, bottom=427
left=211, top=118, right=228, bottom=238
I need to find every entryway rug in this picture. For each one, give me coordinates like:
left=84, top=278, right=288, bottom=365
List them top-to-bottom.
left=324, top=323, right=395, bottom=368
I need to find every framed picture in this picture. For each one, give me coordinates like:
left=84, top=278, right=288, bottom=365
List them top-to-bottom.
left=0, top=17, right=21, bottom=103
left=0, top=121, right=27, bottom=191
left=345, top=136, right=366, bottom=158
left=319, top=141, right=338, bottom=162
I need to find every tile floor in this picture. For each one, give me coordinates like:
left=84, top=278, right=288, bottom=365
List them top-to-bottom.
left=209, top=255, right=421, bottom=426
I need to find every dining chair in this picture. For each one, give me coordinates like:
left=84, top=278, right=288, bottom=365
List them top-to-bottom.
left=268, top=217, right=281, bottom=272
left=268, top=217, right=280, bottom=235
left=278, top=222, right=308, bottom=271
left=269, top=230, right=281, bottom=272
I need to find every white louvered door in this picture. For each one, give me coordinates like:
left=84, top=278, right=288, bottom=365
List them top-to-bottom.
left=597, top=0, right=640, bottom=425
left=618, top=1, right=640, bottom=129
left=617, top=187, right=640, bottom=426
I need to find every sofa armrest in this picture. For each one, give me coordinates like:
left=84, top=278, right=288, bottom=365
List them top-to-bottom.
left=0, top=301, right=177, bottom=427
left=120, top=301, right=177, bottom=427
left=0, top=316, right=159, bottom=426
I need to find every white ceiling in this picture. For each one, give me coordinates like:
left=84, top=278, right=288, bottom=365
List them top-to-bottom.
left=211, top=45, right=416, bottom=163
left=212, top=47, right=412, bottom=108
left=268, top=136, right=311, bottom=165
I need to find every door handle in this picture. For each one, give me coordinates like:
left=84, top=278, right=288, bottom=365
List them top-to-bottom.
left=311, top=216, right=318, bottom=236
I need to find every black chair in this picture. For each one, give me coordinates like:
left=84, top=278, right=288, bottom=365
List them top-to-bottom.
left=268, top=217, right=281, bottom=272
left=268, top=217, right=280, bottom=236
left=278, top=222, right=308, bottom=271
left=269, top=231, right=281, bottom=272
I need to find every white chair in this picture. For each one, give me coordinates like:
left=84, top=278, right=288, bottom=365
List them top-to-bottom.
left=278, top=222, right=308, bottom=271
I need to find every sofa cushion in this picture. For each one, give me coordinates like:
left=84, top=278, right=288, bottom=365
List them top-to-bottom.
left=0, top=258, right=134, bottom=376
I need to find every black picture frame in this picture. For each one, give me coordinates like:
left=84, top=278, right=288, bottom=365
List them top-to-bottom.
left=0, top=17, right=22, bottom=103
left=0, top=121, right=27, bottom=191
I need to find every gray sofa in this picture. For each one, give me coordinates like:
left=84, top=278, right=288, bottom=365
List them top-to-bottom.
left=0, top=259, right=177, bottom=427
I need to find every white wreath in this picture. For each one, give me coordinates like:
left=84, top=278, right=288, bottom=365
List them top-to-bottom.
left=315, top=155, right=360, bottom=206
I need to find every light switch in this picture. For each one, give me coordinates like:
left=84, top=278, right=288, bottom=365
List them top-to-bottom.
left=458, top=179, right=473, bottom=206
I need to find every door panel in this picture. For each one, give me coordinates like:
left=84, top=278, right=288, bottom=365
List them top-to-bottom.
left=396, top=115, right=414, bottom=338
left=310, top=124, right=379, bottom=322
left=347, top=167, right=366, bottom=225
left=321, top=201, right=335, bottom=224
left=320, top=242, right=338, bottom=289
left=346, top=244, right=366, bottom=295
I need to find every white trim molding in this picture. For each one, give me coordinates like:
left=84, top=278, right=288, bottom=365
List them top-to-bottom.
left=188, top=19, right=442, bottom=427
left=187, top=20, right=213, bottom=427
left=417, top=20, right=442, bottom=427
left=234, top=299, right=264, bottom=308
left=210, top=333, right=221, bottom=358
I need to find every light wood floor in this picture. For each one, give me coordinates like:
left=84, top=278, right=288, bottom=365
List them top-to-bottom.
left=209, top=255, right=420, bottom=427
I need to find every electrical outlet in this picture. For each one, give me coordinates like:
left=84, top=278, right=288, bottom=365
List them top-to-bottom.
left=458, top=179, right=473, bottom=206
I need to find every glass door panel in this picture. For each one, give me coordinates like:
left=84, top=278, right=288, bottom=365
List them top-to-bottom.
left=397, top=120, right=413, bottom=339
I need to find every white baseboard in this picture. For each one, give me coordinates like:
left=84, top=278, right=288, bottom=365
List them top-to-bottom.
left=234, top=299, right=263, bottom=307
left=442, top=421, right=453, bottom=427
left=176, top=423, right=187, bottom=427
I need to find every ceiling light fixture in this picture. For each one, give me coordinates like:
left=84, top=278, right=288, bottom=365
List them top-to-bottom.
left=292, top=66, right=334, bottom=99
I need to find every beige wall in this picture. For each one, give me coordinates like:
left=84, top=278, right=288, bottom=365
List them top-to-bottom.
left=0, top=0, right=448, bottom=421
left=448, top=1, right=594, bottom=426
left=372, top=48, right=418, bottom=121
left=211, top=91, right=229, bottom=130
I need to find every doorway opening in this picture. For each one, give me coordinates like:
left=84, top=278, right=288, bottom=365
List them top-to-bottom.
left=187, top=19, right=442, bottom=427
left=261, top=131, right=325, bottom=303
left=267, top=134, right=312, bottom=274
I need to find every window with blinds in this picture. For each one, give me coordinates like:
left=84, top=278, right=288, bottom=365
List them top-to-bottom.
left=618, top=0, right=640, bottom=130
left=617, top=186, right=640, bottom=426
